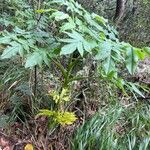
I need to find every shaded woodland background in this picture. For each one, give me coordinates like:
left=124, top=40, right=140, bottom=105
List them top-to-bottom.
left=78, top=0, right=150, bottom=47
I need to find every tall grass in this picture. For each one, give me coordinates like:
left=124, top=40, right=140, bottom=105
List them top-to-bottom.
left=72, top=103, right=150, bottom=150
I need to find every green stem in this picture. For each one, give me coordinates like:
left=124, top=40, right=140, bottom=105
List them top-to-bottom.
left=52, top=56, right=81, bottom=88
left=64, top=56, right=81, bottom=87
left=67, top=57, right=81, bottom=78
left=52, top=59, right=68, bottom=87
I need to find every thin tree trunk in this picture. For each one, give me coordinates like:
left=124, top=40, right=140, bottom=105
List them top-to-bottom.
left=114, top=0, right=126, bottom=24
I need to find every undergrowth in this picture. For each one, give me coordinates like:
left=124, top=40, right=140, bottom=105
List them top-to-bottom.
left=0, top=0, right=150, bottom=149
left=72, top=103, right=150, bottom=150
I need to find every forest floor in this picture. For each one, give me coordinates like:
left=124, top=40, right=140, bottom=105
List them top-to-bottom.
left=0, top=58, right=150, bottom=150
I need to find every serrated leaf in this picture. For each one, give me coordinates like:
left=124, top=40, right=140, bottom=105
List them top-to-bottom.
left=52, top=11, right=69, bottom=21
left=84, top=13, right=103, bottom=32
left=92, top=13, right=107, bottom=26
left=75, top=17, right=83, bottom=26
left=60, top=18, right=76, bottom=31
left=61, top=22, right=75, bottom=31
left=14, top=27, right=25, bottom=34
left=61, top=31, right=96, bottom=56
left=66, top=31, right=83, bottom=41
left=0, top=36, right=11, bottom=44
left=17, top=38, right=30, bottom=53
left=60, top=38, right=77, bottom=43
left=83, top=40, right=97, bottom=53
left=83, top=40, right=91, bottom=53
left=1, top=41, right=23, bottom=59
left=95, top=41, right=112, bottom=60
left=77, top=42, right=84, bottom=56
left=60, top=43, right=77, bottom=55
left=125, top=47, right=138, bottom=75
left=25, top=50, right=49, bottom=68
left=25, top=52, right=42, bottom=68
left=103, top=56, right=115, bottom=74
left=55, top=112, right=77, bottom=125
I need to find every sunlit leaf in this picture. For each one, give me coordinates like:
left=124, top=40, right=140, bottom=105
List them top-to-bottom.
left=51, top=11, right=69, bottom=21
left=143, top=47, right=150, bottom=56
left=55, top=112, right=77, bottom=125
left=24, top=144, right=34, bottom=150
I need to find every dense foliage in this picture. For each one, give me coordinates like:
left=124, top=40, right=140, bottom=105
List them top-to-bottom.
left=0, top=0, right=150, bottom=149
left=0, top=0, right=148, bottom=95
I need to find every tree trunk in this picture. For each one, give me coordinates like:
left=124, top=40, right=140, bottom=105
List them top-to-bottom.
left=114, top=0, right=126, bottom=24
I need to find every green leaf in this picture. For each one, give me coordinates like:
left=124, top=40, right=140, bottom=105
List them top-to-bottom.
left=51, top=11, right=69, bottom=21
left=84, top=13, right=103, bottom=32
left=92, top=13, right=107, bottom=26
left=75, top=17, right=83, bottom=26
left=60, top=18, right=76, bottom=31
left=14, top=27, right=25, bottom=34
left=60, top=31, right=86, bottom=56
left=66, top=31, right=83, bottom=41
left=0, top=36, right=11, bottom=44
left=17, top=38, right=30, bottom=53
left=60, top=38, right=77, bottom=43
left=83, top=40, right=97, bottom=53
left=1, top=41, right=23, bottom=59
left=95, top=41, right=112, bottom=60
left=77, top=42, right=84, bottom=56
left=60, top=43, right=77, bottom=55
left=125, top=47, right=138, bottom=75
left=143, top=47, right=150, bottom=56
left=134, top=48, right=145, bottom=60
left=25, top=50, right=49, bottom=68
left=103, top=56, right=115, bottom=74
left=114, top=78, right=126, bottom=94
left=128, top=82, right=145, bottom=98
left=36, top=109, right=54, bottom=117
left=55, top=111, right=77, bottom=125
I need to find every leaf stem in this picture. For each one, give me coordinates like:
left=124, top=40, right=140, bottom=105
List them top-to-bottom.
left=52, top=58, right=68, bottom=86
